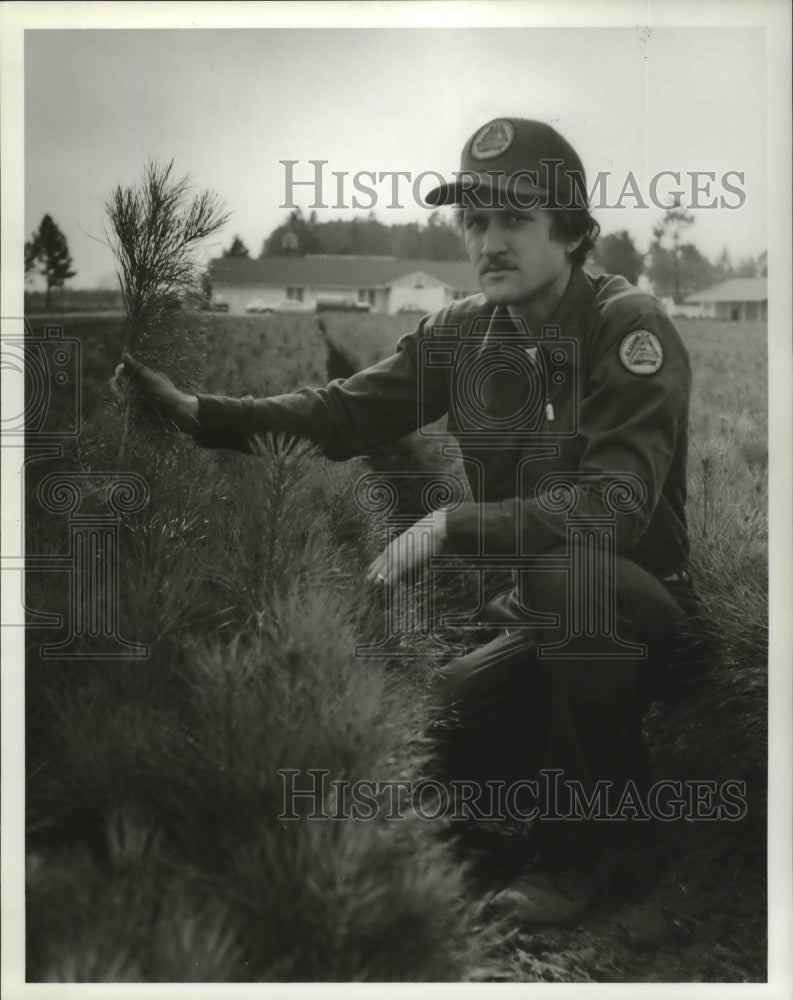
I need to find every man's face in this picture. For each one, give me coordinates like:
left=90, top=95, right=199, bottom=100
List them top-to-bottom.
left=462, top=204, right=574, bottom=308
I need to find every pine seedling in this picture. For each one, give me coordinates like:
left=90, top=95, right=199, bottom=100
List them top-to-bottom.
left=104, top=160, right=229, bottom=461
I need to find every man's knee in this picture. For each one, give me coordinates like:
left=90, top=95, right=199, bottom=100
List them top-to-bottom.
left=524, top=543, right=685, bottom=636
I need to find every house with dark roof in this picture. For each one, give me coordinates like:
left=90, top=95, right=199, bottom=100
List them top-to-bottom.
left=208, top=255, right=480, bottom=315
left=684, top=277, right=768, bottom=322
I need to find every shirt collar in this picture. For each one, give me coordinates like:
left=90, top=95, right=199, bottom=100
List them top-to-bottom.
left=484, top=264, right=595, bottom=346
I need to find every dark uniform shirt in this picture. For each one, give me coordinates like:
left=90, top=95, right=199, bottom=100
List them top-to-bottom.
left=195, top=266, right=691, bottom=578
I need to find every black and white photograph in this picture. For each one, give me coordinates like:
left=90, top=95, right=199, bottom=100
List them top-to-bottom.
left=2, top=1, right=791, bottom=994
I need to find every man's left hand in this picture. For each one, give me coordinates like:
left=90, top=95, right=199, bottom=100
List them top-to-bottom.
left=366, top=509, right=447, bottom=592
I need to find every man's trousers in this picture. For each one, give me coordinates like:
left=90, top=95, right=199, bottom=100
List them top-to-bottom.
left=430, top=546, right=702, bottom=854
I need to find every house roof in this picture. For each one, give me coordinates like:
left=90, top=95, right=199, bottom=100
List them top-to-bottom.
left=209, top=254, right=479, bottom=291
left=684, top=277, right=767, bottom=304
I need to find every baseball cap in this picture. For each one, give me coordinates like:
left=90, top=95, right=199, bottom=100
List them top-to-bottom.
left=425, top=117, right=588, bottom=211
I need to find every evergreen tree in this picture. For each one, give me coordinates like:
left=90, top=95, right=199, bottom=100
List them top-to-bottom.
left=648, top=200, right=695, bottom=302
left=421, top=210, right=464, bottom=260
left=28, top=214, right=76, bottom=308
left=594, top=230, right=643, bottom=284
left=223, top=235, right=250, bottom=258
left=25, top=237, right=39, bottom=277
left=647, top=240, right=716, bottom=300
left=678, top=244, right=716, bottom=297
left=715, top=246, right=733, bottom=281
left=733, top=255, right=763, bottom=278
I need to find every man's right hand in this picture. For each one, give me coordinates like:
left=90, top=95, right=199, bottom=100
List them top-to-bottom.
left=110, top=352, right=200, bottom=434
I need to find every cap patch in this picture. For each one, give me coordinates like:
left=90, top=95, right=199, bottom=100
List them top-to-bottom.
left=471, top=119, right=515, bottom=160
left=619, top=330, right=664, bottom=374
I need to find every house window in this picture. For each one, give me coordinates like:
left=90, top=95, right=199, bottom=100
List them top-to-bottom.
left=413, top=277, right=425, bottom=289
left=286, top=286, right=304, bottom=302
left=358, top=288, right=375, bottom=305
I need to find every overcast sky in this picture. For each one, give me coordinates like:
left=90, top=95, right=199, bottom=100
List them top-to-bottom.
left=23, top=21, right=767, bottom=288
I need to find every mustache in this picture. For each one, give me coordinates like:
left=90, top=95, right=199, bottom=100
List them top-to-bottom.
left=479, top=259, right=517, bottom=275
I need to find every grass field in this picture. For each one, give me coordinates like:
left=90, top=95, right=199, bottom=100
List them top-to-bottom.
left=24, top=288, right=123, bottom=314
left=23, top=307, right=768, bottom=982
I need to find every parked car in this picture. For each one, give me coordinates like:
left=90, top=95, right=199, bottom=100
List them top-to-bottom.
left=208, top=295, right=230, bottom=312
left=245, top=299, right=272, bottom=314
left=245, top=299, right=314, bottom=315
left=274, top=299, right=315, bottom=313
left=397, top=303, right=426, bottom=314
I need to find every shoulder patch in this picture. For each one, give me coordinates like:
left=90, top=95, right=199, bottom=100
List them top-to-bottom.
left=618, top=330, right=664, bottom=375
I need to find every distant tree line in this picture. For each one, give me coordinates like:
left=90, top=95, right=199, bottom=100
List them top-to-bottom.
left=223, top=203, right=766, bottom=304
left=594, top=203, right=766, bottom=302
left=224, top=208, right=465, bottom=262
